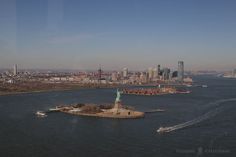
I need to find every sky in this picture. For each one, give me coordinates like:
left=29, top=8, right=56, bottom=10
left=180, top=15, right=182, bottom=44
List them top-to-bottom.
left=0, top=0, right=236, bottom=71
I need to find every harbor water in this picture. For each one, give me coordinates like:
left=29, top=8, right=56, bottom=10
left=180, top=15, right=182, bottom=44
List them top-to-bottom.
left=0, top=76, right=236, bottom=157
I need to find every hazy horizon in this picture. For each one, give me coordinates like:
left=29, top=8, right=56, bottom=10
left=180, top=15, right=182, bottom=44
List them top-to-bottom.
left=0, top=0, right=236, bottom=71
left=0, top=66, right=233, bottom=73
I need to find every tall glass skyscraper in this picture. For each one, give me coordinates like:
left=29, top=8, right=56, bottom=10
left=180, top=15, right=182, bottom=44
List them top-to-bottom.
left=178, top=61, right=184, bottom=82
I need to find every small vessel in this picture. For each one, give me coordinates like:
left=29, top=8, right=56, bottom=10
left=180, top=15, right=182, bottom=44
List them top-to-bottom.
left=186, top=84, right=192, bottom=87
left=202, top=85, right=208, bottom=88
left=176, top=90, right=191, bottom=94
left=48, top=108, right=60, bottom=112
left=35, top=111, right=47, bottom=117
left=157, top=127, right=173, bottom=133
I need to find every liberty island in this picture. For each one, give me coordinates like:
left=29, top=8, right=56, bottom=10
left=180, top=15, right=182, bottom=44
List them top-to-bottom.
left=47, top=89, right=144, bottom=119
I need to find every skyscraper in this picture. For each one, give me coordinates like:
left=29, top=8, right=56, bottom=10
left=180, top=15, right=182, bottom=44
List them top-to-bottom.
left=178, top=61, right=184, bottom=82
left=13, top=64, right=18, bottom=76
left=157, top=64, right=161, bottom=76
left=98, top=65, right=102, bottom=83
left=148, top=67, right=153, bottom=80
left=122, top=68, right=128, bottom=78
left=153, top=68, right=158, bottom=78
left=162, top=68, right=170, bottom=80
left=111, top=72, right=118, bottom=81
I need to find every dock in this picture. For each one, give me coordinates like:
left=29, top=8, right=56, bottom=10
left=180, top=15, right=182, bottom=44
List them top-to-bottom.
left=144, top=109, right=165, bottom=113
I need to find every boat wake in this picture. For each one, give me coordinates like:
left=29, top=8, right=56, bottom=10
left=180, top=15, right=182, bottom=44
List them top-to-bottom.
left=157, top=98, right=236, bottom=133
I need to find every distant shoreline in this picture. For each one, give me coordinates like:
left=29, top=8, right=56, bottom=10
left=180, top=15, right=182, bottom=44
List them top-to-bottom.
left=0, top=82, right=186, bottom=96
left=0, top=84, right=121, bottom=96
left=0, top=88, right=75, bottom=96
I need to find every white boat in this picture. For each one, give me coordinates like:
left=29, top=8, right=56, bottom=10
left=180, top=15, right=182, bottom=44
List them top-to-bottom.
left=202, top=85, right=208, bottom=88
left=35, top=111, right=47, bottom=117
left=157, top=127, right=173, bottom=133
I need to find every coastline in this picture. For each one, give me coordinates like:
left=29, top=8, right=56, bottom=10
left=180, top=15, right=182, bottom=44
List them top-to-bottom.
left=0, top=82, right=186, bottom=96
left=0, top=84, right=120, bottom=96
left=0, top=88, right=75, bottom=96
left=61, top=110, right=145, bottom=119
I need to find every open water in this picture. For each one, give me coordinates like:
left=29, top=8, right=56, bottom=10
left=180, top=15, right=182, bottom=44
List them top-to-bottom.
left=0, top=76, right=235, bottom=157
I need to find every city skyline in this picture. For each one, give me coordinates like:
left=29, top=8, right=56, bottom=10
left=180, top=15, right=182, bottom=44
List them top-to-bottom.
left=0, top=0, right=236, bottom=71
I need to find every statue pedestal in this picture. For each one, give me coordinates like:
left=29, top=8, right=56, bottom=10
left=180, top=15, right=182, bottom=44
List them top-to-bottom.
left=114, top=101, right=122, bottom=109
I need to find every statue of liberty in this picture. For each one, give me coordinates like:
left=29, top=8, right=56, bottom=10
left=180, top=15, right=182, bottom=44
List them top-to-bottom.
left=114, top=89, right=122, bottom=110
left=115, top=89, right=121, bottom=102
